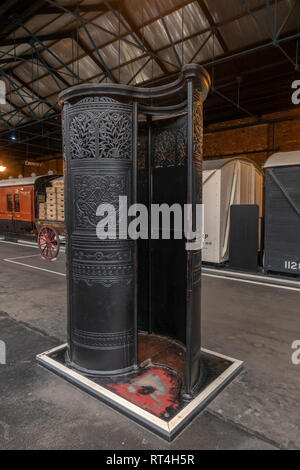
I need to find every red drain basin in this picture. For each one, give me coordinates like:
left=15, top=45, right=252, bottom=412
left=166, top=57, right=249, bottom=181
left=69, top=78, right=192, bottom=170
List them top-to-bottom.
left=107, top=367, right=182, bottom=418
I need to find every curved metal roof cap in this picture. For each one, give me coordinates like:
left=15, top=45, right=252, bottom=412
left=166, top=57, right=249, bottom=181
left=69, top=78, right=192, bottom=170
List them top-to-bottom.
left=59, top=64, right=211, bottom=105
left=264, top=151, right=300, bottom=168
left=204, top=157, right=263, bottom=173
left=0, top=175, right=60, bottom=188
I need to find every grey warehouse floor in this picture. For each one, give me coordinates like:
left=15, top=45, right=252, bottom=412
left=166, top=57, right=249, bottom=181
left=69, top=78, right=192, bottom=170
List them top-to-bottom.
left=0, top=239, right=299, bottom=450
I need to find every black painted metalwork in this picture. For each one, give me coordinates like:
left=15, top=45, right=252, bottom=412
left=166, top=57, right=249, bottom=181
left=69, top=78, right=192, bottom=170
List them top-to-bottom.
left=59, top=64, right=211, bottom=395
left=62, top=96, right=136, bottom=376
left=229, top=205, right=259, bottom=273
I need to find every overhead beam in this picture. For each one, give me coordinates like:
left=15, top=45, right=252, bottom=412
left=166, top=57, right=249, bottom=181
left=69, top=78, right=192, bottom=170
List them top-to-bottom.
left=0, top=0, right=46, bottom=37
left=0, top=0, right=19, bottom=17
left=25, top=0, right=286, bottom=85
left=41, top=0, right=120, bottom=15
left=44, top=0, right=117, bottom=82
left=84, top=0, right=286, bottom=66
left=102, top=0, right=145, bottom=52
left=153, top=0, right=182, bottom=67
left=196, top=0, right=229, bottom=54
left=196, top=0, right=238, bottom=81
left=238, top=0, right=271, bottom=39
left=265, top=0, right=276, bottom=39
left=277, top=0, right=298, bottom=38
left=121, top=4, right=169, bottom=75
left=17, top=21, right=81, bottom=82
left=30, top=27, right=299, bottom=104
left=138, top=27, right=299, bottom=90
left=74, top=30, right=117, bottom=83
left=190, top=30, right=214, bottom=63
left=202, top=30, right=300, bottom=68
left=0, top=31, right=73, bottom=47
left=74, top=35, right=116, bottom=82
left=30, top=42, right=63, bottom=90
left=30, top=43, right=70, bottom=88
left=0, top=49, right=71, bottom=87
left=0, top=53, right=35, bottom=64
left=127, top=57, right=152, bottom=85
left=0, top=69, right=39, bottom=120
left=7, top=70, right=59, bottom=113
left=206, top=86, right=297, bottom=119
left=212, top=88, right=255, bottom=118
left=5, top=96, right=29, bottom=118
left=0, top=114, right=60, bottom=140
left=0, top=128, right=61, bottom=150
left=0, top=140, right=61, bottom=154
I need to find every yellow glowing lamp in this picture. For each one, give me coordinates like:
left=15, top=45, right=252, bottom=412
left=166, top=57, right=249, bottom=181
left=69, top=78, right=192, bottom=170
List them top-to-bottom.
left=0, top=165, right=6, bottom=173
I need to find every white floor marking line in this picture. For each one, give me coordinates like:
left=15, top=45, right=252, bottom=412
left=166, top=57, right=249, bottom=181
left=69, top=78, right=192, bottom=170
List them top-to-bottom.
left=0, top=239, right=65, bottom=253
left=17, top=239, right=66, bottom=252
left=17, top=239, right=39, bottom=245
left=0, top=240, right=39, bottom=249
left=2, top=243, right=299, bottom=291
left=5, top=255, right=41, bottom=261
left=4, top=259, right=66, bottom=277
left=5, top=259, right=299, bottom=291
left=203, top=267, right=300, bottom=287
left=203, top=272, right=300, bottom=292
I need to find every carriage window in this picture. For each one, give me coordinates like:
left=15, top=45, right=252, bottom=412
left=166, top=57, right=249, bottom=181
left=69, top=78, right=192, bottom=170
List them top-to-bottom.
left=14, top=194, right=20, bottom=212
left=7, top=195, right=13, bottom=212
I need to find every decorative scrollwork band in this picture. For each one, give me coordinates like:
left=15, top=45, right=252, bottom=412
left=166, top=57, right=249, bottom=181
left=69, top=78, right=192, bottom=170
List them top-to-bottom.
left=72, top=261, right=134, bottom=288
left=72, top=328, right=134, bottom=348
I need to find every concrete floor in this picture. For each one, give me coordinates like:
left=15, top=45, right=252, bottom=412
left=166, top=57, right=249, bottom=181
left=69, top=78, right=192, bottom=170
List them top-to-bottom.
left=0, top=239, right=299, bottom=450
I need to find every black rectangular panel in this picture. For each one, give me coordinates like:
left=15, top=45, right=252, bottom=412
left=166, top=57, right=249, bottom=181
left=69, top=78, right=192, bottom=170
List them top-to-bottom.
left=229, top=205, right=259, bottom=272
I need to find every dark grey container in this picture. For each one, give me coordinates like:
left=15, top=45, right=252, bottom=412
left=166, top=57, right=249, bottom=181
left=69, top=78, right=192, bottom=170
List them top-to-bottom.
left=264, top=152, right=300, bottom=275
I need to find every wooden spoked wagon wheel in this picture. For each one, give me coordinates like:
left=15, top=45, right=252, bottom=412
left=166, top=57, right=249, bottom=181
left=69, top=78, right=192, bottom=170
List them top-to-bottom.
left=38, top=226, right=60, bottom=260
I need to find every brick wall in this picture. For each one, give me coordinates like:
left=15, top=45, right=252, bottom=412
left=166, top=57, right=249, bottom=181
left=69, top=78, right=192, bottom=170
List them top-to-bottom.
left=204, top=107, right=300, bottom=169
left=0, top=154, right=63, bottom=180
left=23, top=156, right=63, bottom=177
left=0, top=160, right=23, bottom=180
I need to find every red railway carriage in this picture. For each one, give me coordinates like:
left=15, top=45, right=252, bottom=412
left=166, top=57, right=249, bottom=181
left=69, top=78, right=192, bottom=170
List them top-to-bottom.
left=0, top=175, right=65, bottom=259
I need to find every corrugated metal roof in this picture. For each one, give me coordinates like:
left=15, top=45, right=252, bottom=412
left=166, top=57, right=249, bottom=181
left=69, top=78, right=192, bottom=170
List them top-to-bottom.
left=1, top=0, right=298, bottom=112
left=205, top=0, right=262, bottom=24
left=81, top=11, right=131, bottom=47
left=264, top=151, right=300, bottom=168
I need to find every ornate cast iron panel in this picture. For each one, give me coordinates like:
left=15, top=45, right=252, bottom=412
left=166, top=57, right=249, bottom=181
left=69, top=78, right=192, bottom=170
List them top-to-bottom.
left=60, top=64, right=210, bottom=394
left=63, top=96, right=136, bottom=376
left=69, top=97, right=132, bottom=160
left=152, top=122, right=188, bottom=169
